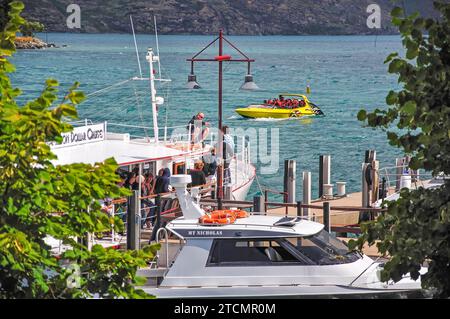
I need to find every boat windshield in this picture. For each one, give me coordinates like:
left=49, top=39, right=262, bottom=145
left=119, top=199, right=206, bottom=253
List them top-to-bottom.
left=289, top=230, right=360, bottom=265
left=206, top=231, right=360, bottom=267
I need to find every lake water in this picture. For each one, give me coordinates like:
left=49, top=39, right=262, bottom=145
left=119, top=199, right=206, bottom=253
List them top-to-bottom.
left=11, top=33, right=405, bottom=200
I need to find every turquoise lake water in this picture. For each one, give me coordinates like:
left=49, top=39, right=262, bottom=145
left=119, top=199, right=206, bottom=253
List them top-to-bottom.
left=11, top=33, right=405, bottom=200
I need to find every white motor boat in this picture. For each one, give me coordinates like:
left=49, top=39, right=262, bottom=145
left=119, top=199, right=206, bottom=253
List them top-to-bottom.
left=140, top=175, right=425, bottom=298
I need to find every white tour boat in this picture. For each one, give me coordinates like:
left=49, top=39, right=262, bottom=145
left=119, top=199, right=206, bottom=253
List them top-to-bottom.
left=46, top=40, right=255, bottom=253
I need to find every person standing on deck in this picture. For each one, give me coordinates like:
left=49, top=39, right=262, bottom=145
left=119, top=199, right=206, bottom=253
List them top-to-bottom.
left=187, top=112, right=210, bottom=144
left=222, top=126, right=235, bottom=185
left=154, top=168, right=171, bottom=195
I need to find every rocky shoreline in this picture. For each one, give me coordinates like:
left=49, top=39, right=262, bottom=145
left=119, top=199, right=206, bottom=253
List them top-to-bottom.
left=15, top=36, right=56, bottom=50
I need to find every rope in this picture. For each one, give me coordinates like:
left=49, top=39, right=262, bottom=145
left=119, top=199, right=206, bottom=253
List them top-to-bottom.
left=85, top=78, right=134, bottom=98
left=131, top=80, right=150, bottom=138
left=253, top=168, right=265, bottom=196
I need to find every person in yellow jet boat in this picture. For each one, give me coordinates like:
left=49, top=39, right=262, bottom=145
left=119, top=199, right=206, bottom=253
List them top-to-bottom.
left=235, top=94, right=324, bottom=119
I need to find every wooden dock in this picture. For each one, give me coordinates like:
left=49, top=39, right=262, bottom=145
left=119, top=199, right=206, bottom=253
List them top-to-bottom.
left=268, top=192, right=364, bottom=226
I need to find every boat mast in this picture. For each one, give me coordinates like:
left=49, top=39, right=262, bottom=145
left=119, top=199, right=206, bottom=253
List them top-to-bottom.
left=146, top=48, right=159, bottom=142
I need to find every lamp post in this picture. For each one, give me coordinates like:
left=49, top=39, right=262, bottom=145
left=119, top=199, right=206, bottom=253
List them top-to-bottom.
left=187, top=30, right=257, bottom=210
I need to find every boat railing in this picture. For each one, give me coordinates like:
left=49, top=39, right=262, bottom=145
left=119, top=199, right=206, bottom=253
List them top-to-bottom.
left=69, top=119, right=94, bottom=127
left=106, top=122, right=199, bottom=147
left=377, top=165, right=434, bottom=195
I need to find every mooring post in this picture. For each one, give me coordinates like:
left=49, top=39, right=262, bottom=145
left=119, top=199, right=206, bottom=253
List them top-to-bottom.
left=319, top=155, right=331, bottom=198
left=319, top=155, right=324, bottom=198
left=284, top=160, right=296, bottom=203
left=371, top=160, right=380, bottom=204
left=360, top=163, right=371, bottom=222
left=361, top=163, right=370, bottom=207
left=302, top=171, right=311, bottom=217
left=381, top=177, right=387, bottom=200
left=264, top=189, right=269, bottom=213
left=127, top=190, right=141, bottom=250
left=253, top=195, right=265, bottom=214
left=297, top=201, right=303, bottom=217
left=323, top=202, right=331, bottom=233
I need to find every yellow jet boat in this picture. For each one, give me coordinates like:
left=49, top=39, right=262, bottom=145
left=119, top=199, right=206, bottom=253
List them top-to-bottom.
left=235, top=94, right=324, bottom=119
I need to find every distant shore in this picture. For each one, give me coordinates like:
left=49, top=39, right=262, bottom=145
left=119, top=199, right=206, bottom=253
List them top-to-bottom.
left=15, top=36, right=56, bottom=49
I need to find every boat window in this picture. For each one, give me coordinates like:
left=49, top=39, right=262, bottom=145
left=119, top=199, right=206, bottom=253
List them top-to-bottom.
left=290, top=230, right=360, bottom=265
left=207, top=239, right=310, bottom=267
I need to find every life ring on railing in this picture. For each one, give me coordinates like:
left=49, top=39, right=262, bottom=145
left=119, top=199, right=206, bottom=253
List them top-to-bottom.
left=213, top=209, right=249, bottom=219
left=199, top=210, right=249, bottom=225
left=200, top=212, right=236, bottom=225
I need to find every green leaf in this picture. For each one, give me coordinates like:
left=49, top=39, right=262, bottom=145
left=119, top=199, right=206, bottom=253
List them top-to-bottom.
left=391, top=7, right=404, bottom=18
left=384, top=52, right=399, bottom=64
left=388, top=59, right=405, bottom=73
left=386, top=91, right=398, bottom=105
left=401, top=101, right=417, bottom=115
left=357, top=110, right=367, bottom=121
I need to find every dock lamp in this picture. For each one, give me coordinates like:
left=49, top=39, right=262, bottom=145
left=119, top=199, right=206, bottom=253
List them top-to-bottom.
left=187, top=30, right=258, bottom=209
left=186, top=61, right=201, bottom=89
left=240, top=62, right=259, bottom=91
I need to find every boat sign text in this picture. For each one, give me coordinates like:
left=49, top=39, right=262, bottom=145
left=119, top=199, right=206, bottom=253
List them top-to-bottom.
left=49, top=123, right=106, bottom=148
left=187, top=230, right=223, bottom=237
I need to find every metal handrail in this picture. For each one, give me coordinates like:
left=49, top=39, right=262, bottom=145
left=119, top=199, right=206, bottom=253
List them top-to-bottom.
left=156, top=228, right=169, bottom=270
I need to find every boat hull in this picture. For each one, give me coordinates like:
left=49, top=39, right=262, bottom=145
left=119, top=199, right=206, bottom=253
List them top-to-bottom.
left=235, top=107, right=316, bottom=119
left=143, top=285, right=425, bottom=299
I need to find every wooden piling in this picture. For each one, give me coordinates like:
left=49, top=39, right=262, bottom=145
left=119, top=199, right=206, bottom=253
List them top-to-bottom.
left=319, top=155, right=331, bottom=198
left=284, top=160, right=296, bottom=203
left=302, top=171, right=311, bottom=218
left=253, top=196, right=265, bottom=214
left=296, top=201, right=303, bottom=217
left=323, top=202, right=331, bottom=233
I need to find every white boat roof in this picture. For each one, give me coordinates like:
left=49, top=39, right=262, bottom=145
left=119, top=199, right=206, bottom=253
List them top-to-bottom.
left=52, top=138, right=189, bottom=166
left=167, top=215, right=324, bottom=239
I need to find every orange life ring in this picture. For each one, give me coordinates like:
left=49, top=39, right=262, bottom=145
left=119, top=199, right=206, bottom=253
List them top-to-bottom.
left=199, top=210, right=248, bottom=225
left=212, top=210, right=249, bottom=219
left=200, top=213, right=236, bottom=225
left=199, top=216, right=235, bottom=225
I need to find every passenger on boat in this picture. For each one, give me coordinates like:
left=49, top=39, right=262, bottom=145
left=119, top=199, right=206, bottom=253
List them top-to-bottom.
left=187, top=113, right=210, bottom=144
left=222, top=126, right=235, bottom=185
left=202, top=147, right=218, bottom=179
left=189, top=161, right=207, bottom=188
left=126, top=167, right=145, bottom=191
left=154, top=168, right=171, bottom=194
left=101, top=198, right=114, bottom=216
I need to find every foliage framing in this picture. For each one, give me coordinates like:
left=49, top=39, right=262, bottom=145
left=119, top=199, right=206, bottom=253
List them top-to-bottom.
left=0, top=1, right=158, bottom=299
left=354, top=2, right=450, bottom=298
